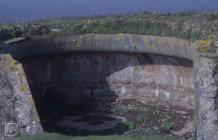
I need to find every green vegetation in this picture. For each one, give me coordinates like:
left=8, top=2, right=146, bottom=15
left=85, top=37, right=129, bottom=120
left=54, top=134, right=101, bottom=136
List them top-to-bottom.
left=1, top=12, right=218, bottom=42
left=70, top=18, right=200, bottom=40
left=0, top=24, right=49, bottom=41
left=115, top=106, right=129, bottom=113
left=122, top=113, right=148, bottom=130
left=123, top=121, right=136, bottom=130
left=162, top=121, right=175, bottom=131
left=16, top=133, right=176, bottom=140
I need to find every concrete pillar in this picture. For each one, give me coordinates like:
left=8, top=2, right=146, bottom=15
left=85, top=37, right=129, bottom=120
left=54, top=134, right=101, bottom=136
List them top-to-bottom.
left=193, top=39, right=218, bottom=140
left=0, top=54, right=43, bottom=139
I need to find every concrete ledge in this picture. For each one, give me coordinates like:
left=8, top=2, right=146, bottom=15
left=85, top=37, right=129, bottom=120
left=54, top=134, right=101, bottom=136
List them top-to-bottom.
left=3, top=34, right=193, bottom=60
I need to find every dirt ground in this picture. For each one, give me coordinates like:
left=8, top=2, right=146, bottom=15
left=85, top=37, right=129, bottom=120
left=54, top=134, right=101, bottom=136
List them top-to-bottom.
left=42, top=97, right=195, bottom=140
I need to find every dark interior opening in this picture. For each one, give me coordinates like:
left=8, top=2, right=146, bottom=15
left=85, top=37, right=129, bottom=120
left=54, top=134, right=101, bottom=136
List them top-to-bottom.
left=18, top=52, right=194, bottom=137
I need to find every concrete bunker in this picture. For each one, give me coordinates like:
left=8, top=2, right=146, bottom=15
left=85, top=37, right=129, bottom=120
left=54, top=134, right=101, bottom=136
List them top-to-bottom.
left=0, top=34, right=217, bottom=139
left=20, top=52, right=194, bottom=136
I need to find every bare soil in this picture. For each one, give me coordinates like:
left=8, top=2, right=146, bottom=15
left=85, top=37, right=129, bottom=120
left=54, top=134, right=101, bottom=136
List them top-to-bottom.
left=42, top=98, right=194, bottom=140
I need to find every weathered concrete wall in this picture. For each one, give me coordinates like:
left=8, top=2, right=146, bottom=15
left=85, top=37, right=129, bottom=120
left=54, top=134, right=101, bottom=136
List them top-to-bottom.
left=0, top=34, right=195, bottom=137
left=0, top=34, right=217, bottom=139
left=6, top=34, right=192, bottom=60
left=193, top=40, right=218, bottom=140
left=20, top=53, right=194, bottom=109
left=0, top=54, right=42, bottom=138
left=0, top=55, right=16, bottom=139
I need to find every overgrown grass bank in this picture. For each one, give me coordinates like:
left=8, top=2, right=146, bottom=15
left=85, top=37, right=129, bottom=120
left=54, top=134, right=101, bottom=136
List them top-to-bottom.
left=1, top=12, right=218, bottom=42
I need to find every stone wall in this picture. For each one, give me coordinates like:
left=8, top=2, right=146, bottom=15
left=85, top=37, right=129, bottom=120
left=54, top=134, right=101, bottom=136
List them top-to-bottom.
left=193, top=41, right=218, bottom=140
left=0, top=54, right=42, bottom=139
left=0, top=55, right=16, bottom=139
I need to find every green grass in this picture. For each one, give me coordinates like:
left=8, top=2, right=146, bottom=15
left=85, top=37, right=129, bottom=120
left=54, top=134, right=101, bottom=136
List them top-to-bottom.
left=2, top=12, right=218, bottom=42
left=115, top=106, right=129, bottom=113
left=122, top=113, right=148, bottom=130
left=163, top=121, right=175, bottom=131
left=16, top=133, right=177, bottom=140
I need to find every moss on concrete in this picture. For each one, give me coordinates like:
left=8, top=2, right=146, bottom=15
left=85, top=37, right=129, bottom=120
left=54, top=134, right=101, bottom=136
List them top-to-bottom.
left=194, top=39, right=214, bottom=53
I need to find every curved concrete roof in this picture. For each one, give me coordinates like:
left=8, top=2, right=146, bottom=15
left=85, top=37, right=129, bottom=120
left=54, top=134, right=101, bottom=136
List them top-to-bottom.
left=3, top=34, right=193, bottom=60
